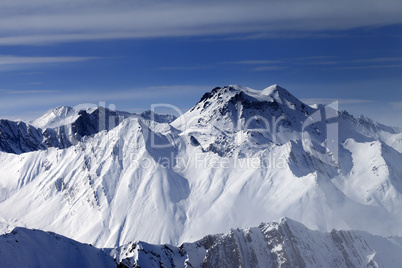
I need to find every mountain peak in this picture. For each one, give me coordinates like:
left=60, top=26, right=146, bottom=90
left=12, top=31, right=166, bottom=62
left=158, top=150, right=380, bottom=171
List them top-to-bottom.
left=171, top=84, right=315, bottom=155
left=179, top=84, right=312, bottom=127
left=199, top=84, right=303, bottom=106
left=261, top=84, right=287, bottom=96
left=31, top=106, right=77, bottom=129
left=52, top=106, right=75, bottom=116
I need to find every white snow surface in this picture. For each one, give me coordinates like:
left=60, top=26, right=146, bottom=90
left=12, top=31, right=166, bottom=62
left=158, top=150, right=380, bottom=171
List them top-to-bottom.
left=0, top=84, right=402, bottom=251
left=30, top=106, right=79, bottom=129
left=0, top=227, right=115, bottom=268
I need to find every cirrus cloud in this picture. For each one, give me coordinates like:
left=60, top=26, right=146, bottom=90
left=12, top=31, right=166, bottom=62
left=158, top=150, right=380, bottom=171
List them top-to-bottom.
left=0, top=0, right=401, bottom=45
left=0, top=55, right=100, bottom=65
left=0, top=55, right=100, bottom=71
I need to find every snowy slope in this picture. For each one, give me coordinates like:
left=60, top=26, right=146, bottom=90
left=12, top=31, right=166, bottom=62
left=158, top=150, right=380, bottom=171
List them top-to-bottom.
left=0, top=84, right=402, bottom=251
left=0, top=117, right=189, bottom=247
left=0, top=227, right=115, bottom=268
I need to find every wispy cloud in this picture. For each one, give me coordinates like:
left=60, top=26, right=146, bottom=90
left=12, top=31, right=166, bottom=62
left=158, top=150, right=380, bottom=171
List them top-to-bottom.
left=0, top=0, right=402, bottom=45
left=225, top=32, right=347, bottom=40
left=0, top=55, right=99, bottom=65
left=0, top=55, right=100, bottom=72
left=220, top=55, right=402, bottom=72
left=225, top=56, right=337, bottom=71
left=292, top=56, right=337, bottom=61
left=294, top=56, right=402, bottom=69
left=351, top=57, right=402, bottom=63
left=229, top=60, right=280, bottom=65
left=304, top=61, right=341, bottom=65
left=335, top=64, right=402, bottom=70
left=156, top=65, right=213, bottom=71
left=252, top=66, right=287, bottom=71
left=21, top=72, right=45, bottom=75
left=0, top=84, right=211, bottom=121
left=0, top=85, right=210, bottom=110
left=0, top=89, right=60, bottom=94
left=302, top=98, right=374, bottom=105
left=390, top=101, right=402, bottom=109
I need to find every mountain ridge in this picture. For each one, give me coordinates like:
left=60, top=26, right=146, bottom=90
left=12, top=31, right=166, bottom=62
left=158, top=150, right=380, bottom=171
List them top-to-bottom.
left=0, top=84, right=401, bottom=250
left=0, top=106, right=176, bottom=154
left=2, top=218, right=402, bottom=268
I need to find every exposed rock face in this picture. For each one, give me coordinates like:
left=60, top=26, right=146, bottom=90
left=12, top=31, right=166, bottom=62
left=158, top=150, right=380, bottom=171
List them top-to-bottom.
left=0, top=119, right=47, bottom=154
left=113, top=218, right=402, bottom=268
left=3, top=219, right=400, bottom=267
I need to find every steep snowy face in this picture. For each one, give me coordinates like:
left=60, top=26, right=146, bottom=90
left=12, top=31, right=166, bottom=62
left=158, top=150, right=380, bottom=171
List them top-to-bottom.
left=0, top=117, right=190, bottom=247
left=0, top=227, right=115, bottom=268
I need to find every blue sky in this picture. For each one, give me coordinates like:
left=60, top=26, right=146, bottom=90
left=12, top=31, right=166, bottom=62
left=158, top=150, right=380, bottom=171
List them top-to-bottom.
left=0, top=0, right=402, bottom=127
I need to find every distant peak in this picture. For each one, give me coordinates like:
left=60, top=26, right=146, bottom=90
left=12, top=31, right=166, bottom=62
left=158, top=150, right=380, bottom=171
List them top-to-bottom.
left=261, top=84, right=290, bottom=96
left=266, top=84, right=280, bottom=90
left=30, top=106, right=77, bottom=129
left=52, top=106, right=75, bottom=116
left=54, top=106, right=74, bottom=110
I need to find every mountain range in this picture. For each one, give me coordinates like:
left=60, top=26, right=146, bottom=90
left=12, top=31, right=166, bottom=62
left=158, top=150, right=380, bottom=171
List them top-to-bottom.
left=0, top=84, right=401, bottom=267
left=1, top=218, right=401, bottom=267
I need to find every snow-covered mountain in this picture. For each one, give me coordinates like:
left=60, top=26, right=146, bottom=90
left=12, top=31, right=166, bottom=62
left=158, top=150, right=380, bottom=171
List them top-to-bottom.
left=0, top=84, right=401, bottom=253
left=0, top=106, right=175, bottom=154
left=30, top=106, right=78, bottom=129
left=2, top=218, right=402, bottom=268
